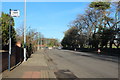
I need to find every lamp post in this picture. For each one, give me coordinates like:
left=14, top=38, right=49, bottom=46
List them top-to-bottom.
left=24, top=0, right=27, bottom=61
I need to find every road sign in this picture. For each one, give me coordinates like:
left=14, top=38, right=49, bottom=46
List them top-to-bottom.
left=10, top=10, right=20, bottom=17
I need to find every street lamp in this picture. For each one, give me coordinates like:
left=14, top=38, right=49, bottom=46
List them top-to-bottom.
left=24, top=0, right=27, bottom=61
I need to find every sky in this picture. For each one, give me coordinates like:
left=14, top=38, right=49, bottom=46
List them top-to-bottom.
left=1, top=0, right=119, bottom=2
left=2, top=2, right=90, bottom=41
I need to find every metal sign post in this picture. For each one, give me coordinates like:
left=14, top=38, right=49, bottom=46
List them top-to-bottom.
left=8, top=9, right=20, bottom=71
left=8, top=9, right=11, bottom=71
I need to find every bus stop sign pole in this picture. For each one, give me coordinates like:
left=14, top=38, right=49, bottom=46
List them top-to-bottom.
left=8, top=9, right=20, bottom=71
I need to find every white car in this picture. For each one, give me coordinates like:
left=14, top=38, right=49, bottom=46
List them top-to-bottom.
left=48, top=47, right=52, bottom=49
left=58, top=47, right=62, bottom=49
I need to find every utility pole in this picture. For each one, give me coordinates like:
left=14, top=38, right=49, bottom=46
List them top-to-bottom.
left=24, top=0, right=27, bottom=61
left=37, top=32, right=40, bottom=50
left=41, top=35, right=42, bottom=49
left=46, top=38, right=48, bottom=47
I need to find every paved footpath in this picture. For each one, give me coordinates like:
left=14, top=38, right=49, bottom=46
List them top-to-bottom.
left=2, top=50, right=56, bottom=79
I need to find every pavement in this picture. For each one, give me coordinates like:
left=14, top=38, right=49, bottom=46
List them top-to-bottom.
left=2, top=50, right=56, bottom=79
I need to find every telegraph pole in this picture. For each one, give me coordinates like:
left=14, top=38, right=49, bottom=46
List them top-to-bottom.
left=24, top=0, right=27, bottom=61
left=37, top=32, right=40, bottom=50
left=41, top=35, right=42, bottom=49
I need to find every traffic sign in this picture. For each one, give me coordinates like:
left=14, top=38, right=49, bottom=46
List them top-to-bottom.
left=10, top=10, right=20, bottom=17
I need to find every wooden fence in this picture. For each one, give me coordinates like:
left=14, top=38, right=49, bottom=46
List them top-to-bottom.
left=1, top=46, right=24, bottom=72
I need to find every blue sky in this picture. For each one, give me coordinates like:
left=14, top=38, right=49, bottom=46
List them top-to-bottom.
left=2, top=2, right=90, bottom=41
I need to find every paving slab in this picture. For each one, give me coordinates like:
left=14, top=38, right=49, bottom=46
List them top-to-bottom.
left=2, top=50, right=56, bottom=79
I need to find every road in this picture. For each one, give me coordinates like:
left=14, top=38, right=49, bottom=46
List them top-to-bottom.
left=43, top=49, right=118, bottom=78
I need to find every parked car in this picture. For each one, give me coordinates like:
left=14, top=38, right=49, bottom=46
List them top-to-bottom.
left=58, top=46, right=62, bottom=50
left=48, top=47, right=52, bottom=49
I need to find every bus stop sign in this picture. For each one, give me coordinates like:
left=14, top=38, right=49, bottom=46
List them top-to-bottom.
left=10, top=10, right=20, bottom=17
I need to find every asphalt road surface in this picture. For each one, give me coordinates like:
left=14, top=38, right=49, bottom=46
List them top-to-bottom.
left=43, top=49, right=118, bottom=78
